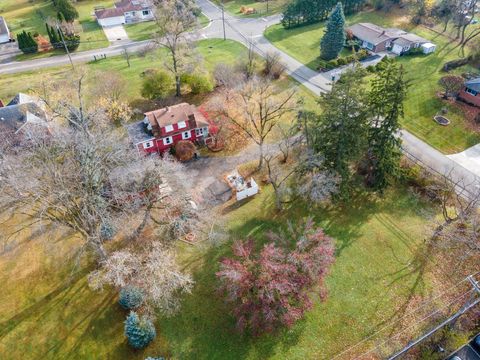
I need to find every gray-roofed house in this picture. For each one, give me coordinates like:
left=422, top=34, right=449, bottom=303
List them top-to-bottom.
left=94, top=0, right=154, bottom=27
left=0, top=16, right=11, bottom=44
left=347, top=23, right=435, bottom=55
left=458, top=77, right=480, bottom=107
left=0, top=93, right=49, bottom=149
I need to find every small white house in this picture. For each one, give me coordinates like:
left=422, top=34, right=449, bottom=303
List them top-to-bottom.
left=95, top=0, right=154, bottom=27
left=0, top=16, right=11, bottom=44
left=421, top=42, right=436, bottom=54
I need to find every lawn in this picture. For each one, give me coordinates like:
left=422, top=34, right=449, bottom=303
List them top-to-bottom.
left=0, top=0, right=111, bottom=60
left=214, top=0, right=291, bottom=17
left=264, top=9, right=480, bottom=153
left=125, top=14, right=211, bottom=42
left=0, top=34, right=472, bottom=358
left=0, top=39, right=249, bottom=102
left=0, top=180, right=460, bottom=359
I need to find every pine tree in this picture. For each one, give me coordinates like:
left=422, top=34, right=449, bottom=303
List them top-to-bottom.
left=56, top=0, right=79, bottom=22
left=320, top=2, right=346, bottom=60
left=18, top=30, right=38, bottom=54
left=364, top=60, right=407, bottom=190
left=311, top=67, right=368, bottom=195
left=119, top=287, right=144, bottom=310
left=124, top=312, right=156, bottom=349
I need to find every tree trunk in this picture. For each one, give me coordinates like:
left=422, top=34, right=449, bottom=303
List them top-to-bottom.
left=175, top=74, right=181, bottom=97
left=258, top=143, right=264, bottom=170
left=89, top=236, right=107, bottom=262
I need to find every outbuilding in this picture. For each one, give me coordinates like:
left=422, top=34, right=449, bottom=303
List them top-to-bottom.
left=421, top=42, right=436, bottom=54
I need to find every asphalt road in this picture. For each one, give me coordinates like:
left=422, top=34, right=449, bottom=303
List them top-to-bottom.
left=1, top=1, right=478, bottom=195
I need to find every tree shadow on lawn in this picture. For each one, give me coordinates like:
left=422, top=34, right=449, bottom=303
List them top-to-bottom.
left=158, top=217, right=308, bottom=359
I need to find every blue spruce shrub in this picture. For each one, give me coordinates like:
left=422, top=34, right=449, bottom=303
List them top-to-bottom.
left=100, top=222, right=115, bottom=240
left=119, top=286, right=144, bottom=310
left=124, top=311, right=156, bottom=349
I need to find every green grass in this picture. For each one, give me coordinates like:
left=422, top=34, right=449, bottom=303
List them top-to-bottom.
left=1, top=0, right=111, bottom=60
left=214, top=0, right=291, bottom=17
left=265, top=9, right=480, bottom=153
left=125, top=14, right=211, bottom=42
left=0, top=39, right=248, bottom=103
left=0, top=182, right=451, bottom=359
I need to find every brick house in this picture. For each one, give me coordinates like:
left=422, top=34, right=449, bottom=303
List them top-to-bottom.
left=458, top=77, right=480, bottom=107
left=126, top=103, right=210, bottom=154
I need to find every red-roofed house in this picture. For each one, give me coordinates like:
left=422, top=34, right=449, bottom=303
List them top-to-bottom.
left=95, top=0, right=154, bottom=27
left=126, top=103, right=211, bottom=154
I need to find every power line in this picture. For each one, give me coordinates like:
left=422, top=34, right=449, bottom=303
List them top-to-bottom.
left=332, top=274, right=478, bottom=359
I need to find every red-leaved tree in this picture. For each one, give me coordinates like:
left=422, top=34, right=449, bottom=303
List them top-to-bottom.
left=216, top=219, right=335, bottom=335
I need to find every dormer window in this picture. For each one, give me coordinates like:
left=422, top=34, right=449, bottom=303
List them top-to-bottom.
left=178, top=121, right=187, bottom=129
left=165, top=124, right=174, bottom=133
left=182, top=131, right=191, bottom=140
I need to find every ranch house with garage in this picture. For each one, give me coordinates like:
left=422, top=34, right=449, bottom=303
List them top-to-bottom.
left=94, top=0, right=154, bottom=27
left=347, top=23, right=436, bottom=55
left=126, top=103, right=211, bottom=154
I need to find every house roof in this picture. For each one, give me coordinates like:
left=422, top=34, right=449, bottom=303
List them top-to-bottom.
left=95, top=0, right=152, bottom=19
left=0, top=16, right=8, bottom=36
left=348, top=22, right=428, bottom=46
left=348, top=23, right=397, bottom=45
left=465, top=77, right=480, bottom=92
left=7, top=93, right=39, bottom=106
left=0, top=102, right=47, bottom=134
left=144, top=103, right=209, bottom=129
left=125, top=120, right=154, bottom=144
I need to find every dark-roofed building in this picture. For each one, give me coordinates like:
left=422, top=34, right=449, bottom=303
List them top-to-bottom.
left=94, top=0, right=154, bottom=27
left=0, top=16, right=11, bottom=44
left=347, top=22, right=435, bottom=55
left=459, top=77, right=480, bottom=107
left=0, top=93, right=49, bottom=150
left=126, top=103, right=211, bottom=154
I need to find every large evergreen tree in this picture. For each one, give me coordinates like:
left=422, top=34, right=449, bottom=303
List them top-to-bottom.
left=56, top=0, right=79, bottom=22
left=320, top=2, right=346, bottom=60
left=364, top=60, right=407, bottom=190
left=311, top=67, right=368, bottom=194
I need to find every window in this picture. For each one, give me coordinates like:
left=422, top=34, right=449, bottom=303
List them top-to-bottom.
left=143, top=10, right=150, bottom=16
left=364, top=41, right=374, bottom=50
left=466, top=87, right=478, bottom=96
left=177, top=121, right=187, bottom=129
left=164, top=124, right=174, bottom=133
left=203, top=127, right=209, bottom=135
left=195, top=128, right=203, bottom=136
left=182, top=131, right=191, bottom=140
left=163, top=137, right=173, bottom=146
left=143, top=141, right=154, bottom=149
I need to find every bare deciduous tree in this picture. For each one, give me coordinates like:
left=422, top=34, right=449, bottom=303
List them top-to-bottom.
left=153, top=0, right=198, bottom=96
left=90, top=71, right=127, bottom=102
left=0, top=77, right=196, bottom=261
left=215, top=78, right=296, bottom=169
left=427, top=172, right=480, bottom=255
left=89, top=241, right=194, bottom=315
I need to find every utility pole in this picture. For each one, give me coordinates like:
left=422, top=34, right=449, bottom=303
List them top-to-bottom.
left=266, top=0, right=269, bottom=14
left=221, top=1, right=226, bottom=41
left=56, top=22, right=74, bottom=70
